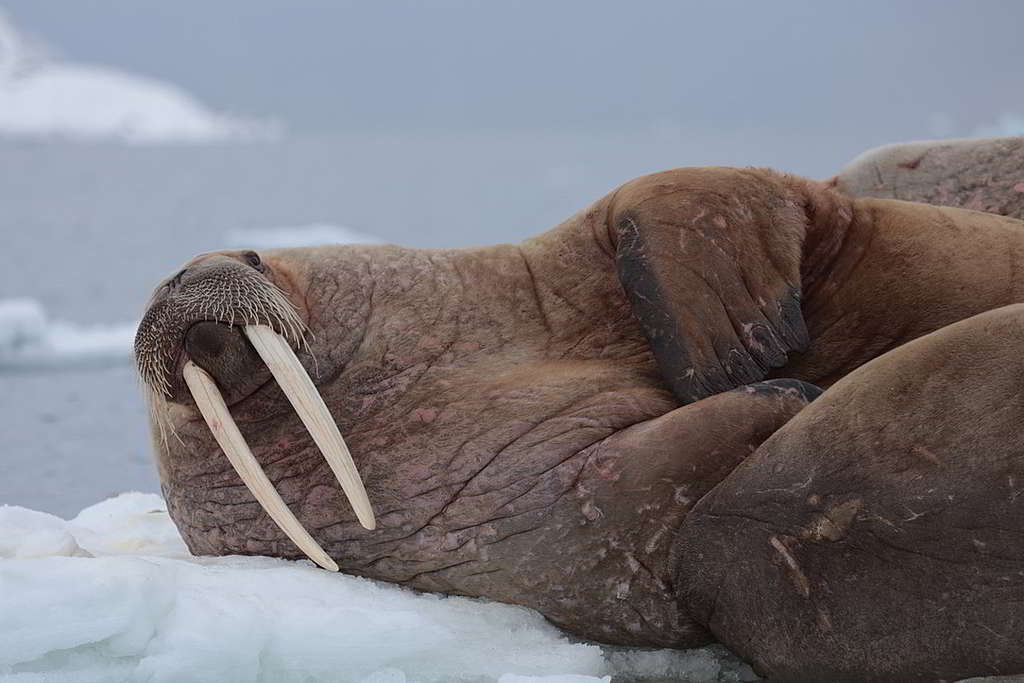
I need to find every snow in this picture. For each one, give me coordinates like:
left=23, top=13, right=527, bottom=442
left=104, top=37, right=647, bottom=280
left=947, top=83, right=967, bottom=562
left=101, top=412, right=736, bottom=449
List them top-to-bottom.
left=0, top=11, right=275, bottom=144
left=224, top=223, right=384, bottom=249
left=0, top=298, right=136, bottom=371
left=0, top=493, right=758, bottom=683
left=0, top=506, right=83, bottom=559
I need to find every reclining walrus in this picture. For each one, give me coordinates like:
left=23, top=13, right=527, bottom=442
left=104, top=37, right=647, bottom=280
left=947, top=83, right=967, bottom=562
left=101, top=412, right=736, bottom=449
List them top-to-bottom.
left=135, top=141, right=1024, bottom=681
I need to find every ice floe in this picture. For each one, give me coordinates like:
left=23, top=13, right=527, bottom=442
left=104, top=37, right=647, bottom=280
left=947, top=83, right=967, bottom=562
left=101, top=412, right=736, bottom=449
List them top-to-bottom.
left=0, top=298, right=137, bottom=372
left=0, top=493, right=757, bottom=683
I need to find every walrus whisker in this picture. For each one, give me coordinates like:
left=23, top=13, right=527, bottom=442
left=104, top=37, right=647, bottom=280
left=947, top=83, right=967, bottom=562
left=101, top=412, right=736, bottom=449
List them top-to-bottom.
left=135, top=262, right=309, bottom=397
left=243, top=324, right=376, bottom=531
left=183, top=360, right=341, bottom=571
left=143, top=385, right=184, bottom=449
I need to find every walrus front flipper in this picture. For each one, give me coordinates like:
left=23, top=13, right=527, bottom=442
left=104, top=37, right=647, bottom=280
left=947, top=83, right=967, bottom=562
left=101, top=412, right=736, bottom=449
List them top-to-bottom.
left=611, top=167, right=812, bottom=404
left=673, top=304, right=1024, bottom=682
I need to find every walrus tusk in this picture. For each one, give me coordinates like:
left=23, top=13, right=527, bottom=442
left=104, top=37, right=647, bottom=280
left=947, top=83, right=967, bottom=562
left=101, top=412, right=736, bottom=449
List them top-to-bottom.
left=243, top=324, right=377, bottom=531
left=183, top=360, right=341, bottom=571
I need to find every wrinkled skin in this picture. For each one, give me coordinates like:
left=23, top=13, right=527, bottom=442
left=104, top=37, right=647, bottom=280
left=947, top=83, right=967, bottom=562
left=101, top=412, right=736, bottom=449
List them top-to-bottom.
left=833, top=135, right=1024, bottom=220
left=141, top=160, right=1024, bottom=678
left=676, top=305, right=1024, bottom=682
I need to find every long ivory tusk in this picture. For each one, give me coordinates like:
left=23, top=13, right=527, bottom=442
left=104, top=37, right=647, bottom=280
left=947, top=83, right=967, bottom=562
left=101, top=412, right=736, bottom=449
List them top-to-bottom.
left=243, top=324, right=377, bottom=531
left=183, top=360, right=340, bottom=571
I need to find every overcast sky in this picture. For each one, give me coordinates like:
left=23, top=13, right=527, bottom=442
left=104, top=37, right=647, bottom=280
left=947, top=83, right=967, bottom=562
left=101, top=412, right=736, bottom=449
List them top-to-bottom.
left=6, top=1, right=1024, bottom=141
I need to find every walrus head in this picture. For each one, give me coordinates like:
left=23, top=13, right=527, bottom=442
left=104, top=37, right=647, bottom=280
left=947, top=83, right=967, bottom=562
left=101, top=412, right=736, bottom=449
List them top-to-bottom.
left=135, top=249, right=377, bottom=569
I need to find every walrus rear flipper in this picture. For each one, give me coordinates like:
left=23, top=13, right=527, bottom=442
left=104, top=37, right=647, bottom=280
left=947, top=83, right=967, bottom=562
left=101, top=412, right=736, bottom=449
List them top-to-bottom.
left=612, top=167, right=811, bottom=404
left=673, top=304, right=1024, bottom=682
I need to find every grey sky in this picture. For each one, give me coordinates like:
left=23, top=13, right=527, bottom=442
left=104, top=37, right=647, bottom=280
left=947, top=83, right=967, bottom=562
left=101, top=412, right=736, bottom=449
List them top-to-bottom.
left=6, top=1, right=1024, bottom=139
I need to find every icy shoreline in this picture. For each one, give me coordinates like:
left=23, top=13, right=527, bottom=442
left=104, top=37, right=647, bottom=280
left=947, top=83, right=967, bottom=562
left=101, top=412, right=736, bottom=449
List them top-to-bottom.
left=0, top=493, right=757, bottom=683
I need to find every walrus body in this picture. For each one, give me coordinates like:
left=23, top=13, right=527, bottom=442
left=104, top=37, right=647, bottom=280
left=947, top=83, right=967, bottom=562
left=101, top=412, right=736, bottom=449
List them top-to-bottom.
left=834, top=135, right=1024, bottom=220
left=138, top=149, right=1024, bottom=680
left=676, top=304, right=1024, bottom=682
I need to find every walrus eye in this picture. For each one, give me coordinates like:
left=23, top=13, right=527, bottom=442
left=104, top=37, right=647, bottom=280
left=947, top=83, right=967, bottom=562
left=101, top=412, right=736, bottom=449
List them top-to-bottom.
left=243, top=250, right=264, bottom=271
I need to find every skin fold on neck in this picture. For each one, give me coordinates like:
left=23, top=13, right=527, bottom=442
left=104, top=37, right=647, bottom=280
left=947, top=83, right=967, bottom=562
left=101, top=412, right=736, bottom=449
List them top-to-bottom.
left=784, top=185, right=1024, bottom=387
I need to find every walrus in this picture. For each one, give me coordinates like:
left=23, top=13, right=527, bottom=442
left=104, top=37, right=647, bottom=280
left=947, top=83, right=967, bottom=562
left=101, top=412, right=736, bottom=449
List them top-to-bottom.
left=833, top=135, right=1024, bottom=220
left=136, top=160, right=1024, bottom=680
left=675, top=303, right=1024, bottom=682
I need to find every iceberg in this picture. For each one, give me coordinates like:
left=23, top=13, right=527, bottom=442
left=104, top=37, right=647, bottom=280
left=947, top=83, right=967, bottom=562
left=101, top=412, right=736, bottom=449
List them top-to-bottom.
left=0, top=11, right=275, bottom=144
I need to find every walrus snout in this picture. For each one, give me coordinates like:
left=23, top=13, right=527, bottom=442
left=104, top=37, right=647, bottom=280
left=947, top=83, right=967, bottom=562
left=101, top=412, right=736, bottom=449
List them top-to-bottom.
left=135, top=251, right=306, bottom=398
left=183, top=321, right=268, bottom=406
left=185, top=321, right=237, bottom=359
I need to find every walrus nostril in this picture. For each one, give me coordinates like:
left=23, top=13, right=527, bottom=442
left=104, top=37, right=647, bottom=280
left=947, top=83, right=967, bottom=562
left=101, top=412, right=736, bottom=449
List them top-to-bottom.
left=185, top=321, right=235, bottom=360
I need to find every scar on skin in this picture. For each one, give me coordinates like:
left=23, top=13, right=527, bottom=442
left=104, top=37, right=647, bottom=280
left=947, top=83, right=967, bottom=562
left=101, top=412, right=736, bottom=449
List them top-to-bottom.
left=895, top=154, right=925, bottom=170
left=411, top=407, right=439, bottom=424
left=910, top=445, right=942, bottom=467
left=800, top=498, right=863, bottom=542
left=770, top=535, right=811, bottom=598
left=817, top=609, right=833, bottom=632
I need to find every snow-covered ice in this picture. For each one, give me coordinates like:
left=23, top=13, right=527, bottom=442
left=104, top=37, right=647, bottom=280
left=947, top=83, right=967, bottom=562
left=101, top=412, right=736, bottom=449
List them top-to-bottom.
left=0, top=11, right=274, bottom=144
left=224, top=223, right=384, bottom=249
left=0, top=298, right=136, bottom=371
left=0, top=493, right=758, bottom=683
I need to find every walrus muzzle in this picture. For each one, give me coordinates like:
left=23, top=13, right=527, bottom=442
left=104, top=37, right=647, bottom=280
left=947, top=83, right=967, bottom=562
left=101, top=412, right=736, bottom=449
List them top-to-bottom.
left=134, top=251, right=375, bottom=570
